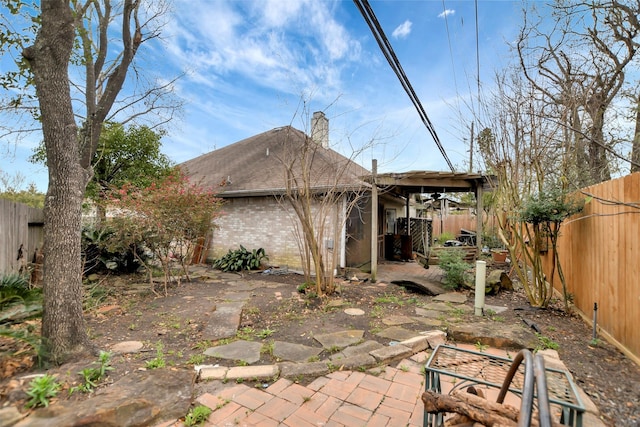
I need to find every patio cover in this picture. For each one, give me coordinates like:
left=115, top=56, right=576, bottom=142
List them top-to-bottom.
left=363, top=166, right=495, bottom=281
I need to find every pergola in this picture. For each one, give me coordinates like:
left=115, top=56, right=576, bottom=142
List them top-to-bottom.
left=365, top=161, right=495, bottom=281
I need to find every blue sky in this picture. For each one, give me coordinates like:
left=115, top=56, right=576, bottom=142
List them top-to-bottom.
left=1, top=0, right=525, bottom=191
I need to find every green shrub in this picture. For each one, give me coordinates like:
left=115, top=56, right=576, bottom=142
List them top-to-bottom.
left=82, top=226, right=147, bottom=275
left=435, top=231, right=455, bottom=245
left=482, top=232, right=503, bottom=249
left=212, top=246, right=268, bottom=272
left=438, top=249, right=471, bottom=290
left=0, top=273, right=42, bottom=320
left=0, top=273, right=33, bottom=302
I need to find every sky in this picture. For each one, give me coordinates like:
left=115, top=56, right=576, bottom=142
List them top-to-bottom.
left=1, top=0, right=526, bottom=192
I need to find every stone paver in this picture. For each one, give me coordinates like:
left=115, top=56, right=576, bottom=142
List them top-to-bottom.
left=433, top=291, right=467, bottom=304
left=202, top=301, right=244, bottom=340
left=485, top=304, right=508, bottom=314
left=382, top=314, right=414, bottom=326
left=374, top=325, right=418, bottom=341
left=314, top=330, right=364, bottom=349
left=109, top=340, right=143, bottom=354
left=203, top=340, right=263, bottom=364
left=340, top=340, right=384, bottom=358
left=273, top=341, right=323, bottom=362
left=369, top=344, right=413, bottom=363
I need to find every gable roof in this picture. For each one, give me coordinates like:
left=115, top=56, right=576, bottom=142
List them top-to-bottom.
left=180, top=125, right=371, bottom=197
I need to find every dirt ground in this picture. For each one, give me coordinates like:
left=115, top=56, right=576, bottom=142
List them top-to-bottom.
left=1, top=266, right=639, bottom=426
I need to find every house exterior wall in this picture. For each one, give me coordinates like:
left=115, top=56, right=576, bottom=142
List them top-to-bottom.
left=210, top=195, right=351, bottom=272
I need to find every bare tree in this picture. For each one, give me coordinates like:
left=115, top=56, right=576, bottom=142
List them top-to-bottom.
left=18, top=0, right=169, bottom=363
left=516, top=1, right=640, bottom=186
left=477, top=70, right=566, bottom=308
left=273, top=108, right=372, bottom=296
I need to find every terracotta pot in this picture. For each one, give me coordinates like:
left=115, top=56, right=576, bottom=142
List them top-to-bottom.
left=491, top=250, right=508, bottom=262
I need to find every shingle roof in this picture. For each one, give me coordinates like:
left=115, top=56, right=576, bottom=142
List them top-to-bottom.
left=180, top=126, right=371, bottom=197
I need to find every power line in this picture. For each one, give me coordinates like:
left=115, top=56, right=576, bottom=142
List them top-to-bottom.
left=353, top=0, right=455, bottom=172
left=442, top=0, right=459, bottom=99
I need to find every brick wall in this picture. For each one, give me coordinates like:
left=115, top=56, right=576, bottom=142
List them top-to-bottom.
left=210, top=195, right=344, bottom=271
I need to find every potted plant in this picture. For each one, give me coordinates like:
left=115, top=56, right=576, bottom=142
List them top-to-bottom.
left=483, top=232, right=508, bottom=262
left=491, top=249, right=508, bottom=263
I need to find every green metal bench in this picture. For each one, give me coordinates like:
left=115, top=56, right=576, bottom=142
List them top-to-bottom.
left=423, top=344, right=585, bottom=426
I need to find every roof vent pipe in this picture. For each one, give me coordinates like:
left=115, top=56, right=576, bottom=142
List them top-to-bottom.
left=311, top=111, right=329, bottom=148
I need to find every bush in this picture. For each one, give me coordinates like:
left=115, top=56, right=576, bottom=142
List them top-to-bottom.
left=82, top=226, right=146, bottom=275
left=435, top=231, right=455, bottom=246
left=212, top=246, right=268, bottom=272
left=438, top=249, right=471, bottom=290
left=0, top=273, right=40, bottom=310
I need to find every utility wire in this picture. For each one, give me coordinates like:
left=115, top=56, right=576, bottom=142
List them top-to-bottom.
left=353, top=0, right=455, bottom=172
left=442, top=0, right=459, bottom=99
left=474, top=0, right=481, bottom=116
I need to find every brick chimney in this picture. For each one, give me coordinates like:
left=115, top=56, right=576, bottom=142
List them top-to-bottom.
left=311, top=111, right=329, bottom=148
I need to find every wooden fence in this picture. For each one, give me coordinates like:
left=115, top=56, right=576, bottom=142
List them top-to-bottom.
left=541, top=173, right=640, bottom=364
left=0, top=199, right=44, bottom=274
left=430, top=213, right=476, bottom=238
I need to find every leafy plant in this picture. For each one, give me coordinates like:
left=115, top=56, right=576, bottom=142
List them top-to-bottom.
left=104, top=170, right=224, bottom=294
left=519, top=188, right=585, bottom=309
left=82, top=226, right=146, bottom=275
left=435, top=231, right=455, bottom=245
left=212, top=246, right=268, bottom=272
left=438, top=249, right=471, bottom=290
left=1, top=273, right=41, bottom=311
left=374, top=294, right=403, bottom=305
left=236, top=326, right=255, bottom=340
left=256, top=328, right=275, bottom=339
left=535, top=333, right=560, bottom=351
left=260, top=341, right=274, bottom=356
left=474, top=341, right=489, bottom=352
left=146, top=342, right=166, bottom=369
left=69, top=351, right=114, bottom=394
left=188, top=354, right=206, bottom=365
left=25, top=374, right=61, bottom=408
left=184, top=404, right=212, bottom=426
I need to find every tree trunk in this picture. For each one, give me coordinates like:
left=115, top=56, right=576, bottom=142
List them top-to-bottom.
left=23, top=1, right=92, bottom=363
left=588, top=105, right=611, bottom=184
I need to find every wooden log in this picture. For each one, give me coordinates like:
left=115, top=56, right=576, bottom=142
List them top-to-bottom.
left=422, top=390, right=563, bottom=427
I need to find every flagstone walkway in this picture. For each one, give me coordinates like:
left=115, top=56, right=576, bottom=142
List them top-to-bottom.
left=152, top=264, right=605, bottom=427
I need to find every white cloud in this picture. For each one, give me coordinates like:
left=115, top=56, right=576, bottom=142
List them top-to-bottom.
left=160, top=0, right=364, bottom=118
left=438, top=9, right=455, bottom=19
left=392, top=20, right=412, bottom=39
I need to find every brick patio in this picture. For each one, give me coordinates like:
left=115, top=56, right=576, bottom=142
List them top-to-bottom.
left=198, top=366, right=425, bottom=427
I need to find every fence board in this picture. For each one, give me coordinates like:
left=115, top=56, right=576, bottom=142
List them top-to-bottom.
left=542, top=173, right=640, bottom=362
left=0, top=199, right=44, bottom=274
left=430, top=213, right=477, bottom=238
